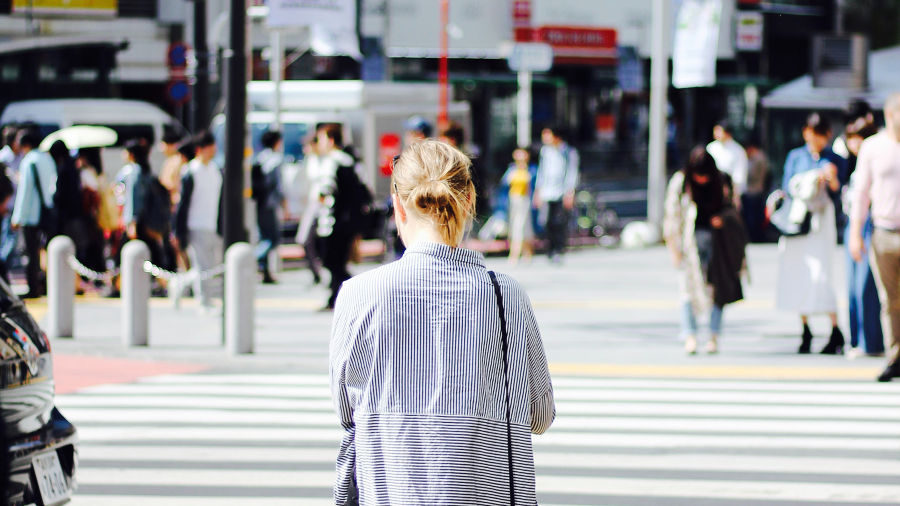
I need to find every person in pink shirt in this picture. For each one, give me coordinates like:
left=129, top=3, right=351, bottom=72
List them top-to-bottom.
left=849, top=92, right=900, bottom=382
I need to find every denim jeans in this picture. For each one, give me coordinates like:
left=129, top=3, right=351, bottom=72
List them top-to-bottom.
left=846, top=219, right=884, bottom=353
left=682, top=301, right=723, bottom=336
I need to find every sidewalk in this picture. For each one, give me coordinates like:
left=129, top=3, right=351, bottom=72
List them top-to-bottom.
left=29, top=243, right=886, bottom=381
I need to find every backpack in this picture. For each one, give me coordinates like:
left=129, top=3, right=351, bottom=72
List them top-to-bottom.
left=29, top=160, right=59, bottom=236
left=250, top=161, right=266, bottom=203
left=139, top=174, right=172, bottom=234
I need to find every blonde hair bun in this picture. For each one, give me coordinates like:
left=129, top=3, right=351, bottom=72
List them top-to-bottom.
left=392, top=140, right=476, bottom=247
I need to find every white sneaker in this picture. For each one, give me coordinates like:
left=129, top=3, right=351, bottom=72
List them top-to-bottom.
left=685, top=335, right=698, bottom=355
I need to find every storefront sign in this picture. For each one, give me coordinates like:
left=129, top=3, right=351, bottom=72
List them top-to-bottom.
left=12, top=0, right=116, bottom=17
left=513, top=0, right=533, bottom=41
left=673, top=0, right=723, bottom=88
left=735, top=10, right=763, bottom=51
left=534, top=26, right=616, bottom=64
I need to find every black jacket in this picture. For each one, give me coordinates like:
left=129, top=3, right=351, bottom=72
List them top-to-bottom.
left=708, top=206, right=748, bottom=306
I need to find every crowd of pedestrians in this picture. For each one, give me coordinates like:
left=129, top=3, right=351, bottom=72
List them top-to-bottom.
left=657, top=94, right=900, bottom=383
left=0, top=124, right=232, bottom=311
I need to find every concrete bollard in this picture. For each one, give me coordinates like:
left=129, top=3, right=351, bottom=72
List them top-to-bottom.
left=47, top=235, right=75, bottom=339
left=121, top=240, right=151, bottom=347
left=225, top=242, right=255, bottom=355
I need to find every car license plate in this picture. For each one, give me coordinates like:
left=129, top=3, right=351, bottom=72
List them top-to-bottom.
left=33, top=451, right=71, bottom=505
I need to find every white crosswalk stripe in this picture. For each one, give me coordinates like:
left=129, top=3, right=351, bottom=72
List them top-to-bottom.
left=56, top=373, right=900, bottom=505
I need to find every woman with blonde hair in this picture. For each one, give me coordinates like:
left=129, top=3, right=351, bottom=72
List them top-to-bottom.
left=329, top=139, right=555, bottom=505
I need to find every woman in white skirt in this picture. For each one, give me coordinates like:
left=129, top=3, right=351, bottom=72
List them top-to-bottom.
left=776, top=112, right=846, bottom=354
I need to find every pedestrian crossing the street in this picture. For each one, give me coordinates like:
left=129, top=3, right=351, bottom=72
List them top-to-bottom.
left=57, top=373, right=900, bottom=505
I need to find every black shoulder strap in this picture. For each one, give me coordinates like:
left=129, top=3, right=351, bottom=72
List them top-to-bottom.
left=487, top=270, right=515, bottom=506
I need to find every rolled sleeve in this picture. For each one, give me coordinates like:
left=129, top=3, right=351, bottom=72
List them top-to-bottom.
left=851, top=141, right=874, bottom=231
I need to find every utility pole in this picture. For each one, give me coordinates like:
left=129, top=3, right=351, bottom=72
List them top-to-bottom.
left=193, top=0, right=210, bottom=132
left=223, top=0, right=248, bottom=247
left=438, top=0, right=449, bottom=129
left=647, top=0, right=670, bottom=233
left=834, top=0, right=844, bottom=34
left=270, top=30, right=283, bottom=132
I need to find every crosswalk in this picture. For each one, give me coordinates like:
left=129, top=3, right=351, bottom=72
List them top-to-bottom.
left=56, top=373, right=900, bottom=505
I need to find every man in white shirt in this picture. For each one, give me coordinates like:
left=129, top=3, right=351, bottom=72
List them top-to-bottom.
left=706, top=121, right=749, bottom=200
left=534, top=126, right=579, bottom=262
left=11, top=130, right=57, bottom=298
left=174, top=131, right=223, bottom=310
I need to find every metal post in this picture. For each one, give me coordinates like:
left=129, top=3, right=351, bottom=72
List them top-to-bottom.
left=193, top=0, right=210, bottom=132
left=223, top=0, right=248, bottom=247
left=647, top=0, right=670, bottom=233
left=270, top=29, right=283, bottom=132
left=517, top=70, right=532, bottom=148
left=47, top=236, right=75, bottom=339
left=121, top=240, right=151, bottom=347
left=225, top=242, right=255, bottom=354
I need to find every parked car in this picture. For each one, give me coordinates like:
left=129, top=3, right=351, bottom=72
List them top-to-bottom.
left=1, top=278, right=77, bottom=505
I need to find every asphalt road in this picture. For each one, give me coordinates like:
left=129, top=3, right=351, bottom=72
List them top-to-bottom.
left=26, top=243, right=900, bottom=505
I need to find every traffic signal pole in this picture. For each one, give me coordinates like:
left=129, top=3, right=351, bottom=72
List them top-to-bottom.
left=192, top=0, right=210, bottom=132
left=223, top=0, right=248, bottom=247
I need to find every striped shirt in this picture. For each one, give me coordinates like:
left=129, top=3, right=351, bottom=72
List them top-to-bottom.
left=330, top=242, right=555, bottom=505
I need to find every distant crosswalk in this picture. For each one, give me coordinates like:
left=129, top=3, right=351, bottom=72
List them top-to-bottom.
left=57, top=373, right=900, bottom=505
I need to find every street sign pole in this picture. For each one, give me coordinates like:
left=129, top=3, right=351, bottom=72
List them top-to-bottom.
left=647, top=0, right=670, bottom=233
left=508, top=42, right=552, bottom=149
left=517, top=70, right=532, bottom=148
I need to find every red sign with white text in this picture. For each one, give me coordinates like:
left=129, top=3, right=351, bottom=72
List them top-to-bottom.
left=534, top=26, right=617, bottom=65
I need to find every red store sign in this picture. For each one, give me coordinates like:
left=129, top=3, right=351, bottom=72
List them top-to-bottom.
left=535, top=26, right=617, bottom=64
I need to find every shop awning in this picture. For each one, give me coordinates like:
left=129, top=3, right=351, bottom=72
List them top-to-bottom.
left=761, top=45, right=900, bottom=110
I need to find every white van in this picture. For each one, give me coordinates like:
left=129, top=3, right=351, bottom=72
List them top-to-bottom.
left=212, top=80, right=471, bottom=202
left=0, top=99, right=187, bottom=172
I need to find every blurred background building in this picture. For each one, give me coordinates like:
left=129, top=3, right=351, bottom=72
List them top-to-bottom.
left=0, top=0, right=898, bottom=201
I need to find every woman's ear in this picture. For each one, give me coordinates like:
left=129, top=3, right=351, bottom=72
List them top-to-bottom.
left=392, top=193, right=407, bottom=224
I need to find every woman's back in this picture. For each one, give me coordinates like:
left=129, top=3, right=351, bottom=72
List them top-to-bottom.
left=331, top=242, right=554, bottom=505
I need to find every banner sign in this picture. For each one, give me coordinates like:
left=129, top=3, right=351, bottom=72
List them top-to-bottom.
left=12, top=0, right=116, bottom=17
left=267, top=0, right=361, bottom=59
left=672, top=0, right=723, bottom=88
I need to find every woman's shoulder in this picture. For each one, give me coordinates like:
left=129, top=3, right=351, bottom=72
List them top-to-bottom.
left=785, top=146, right=809, bottom=162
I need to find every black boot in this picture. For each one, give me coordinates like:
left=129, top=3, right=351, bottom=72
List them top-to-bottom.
left=262, top=270, right=277, bottom=284
left=798, top=324, right=813, bottom=354
left=820, top=326, right=845, bottom=355
left=877, top=360, right=900, bottom=382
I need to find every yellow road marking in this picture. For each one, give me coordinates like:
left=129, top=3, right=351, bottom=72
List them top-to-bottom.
left=550, top=362, right=882, bottom=380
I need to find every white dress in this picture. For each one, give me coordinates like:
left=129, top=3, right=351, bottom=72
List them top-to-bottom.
left=775, top=173, right=838, bottom=314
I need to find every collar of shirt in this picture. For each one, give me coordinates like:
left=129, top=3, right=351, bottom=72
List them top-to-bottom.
left=403, top=241, right=486, bottom=268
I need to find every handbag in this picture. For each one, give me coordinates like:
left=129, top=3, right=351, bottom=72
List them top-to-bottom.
left=30, top=161, right=58, bottom=235
left=766, top=190, right=811, bottom=237
left=488, top=271, right=516, bottom=506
